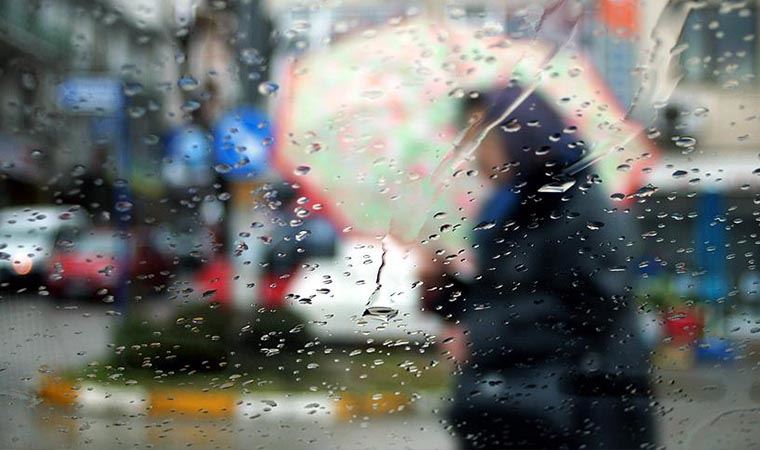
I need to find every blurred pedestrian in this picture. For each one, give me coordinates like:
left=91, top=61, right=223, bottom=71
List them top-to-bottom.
left=422, top=83, right=656, bottom=449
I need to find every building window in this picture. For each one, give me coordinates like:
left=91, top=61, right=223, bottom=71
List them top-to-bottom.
left=679, top=5, right=757, bottom=84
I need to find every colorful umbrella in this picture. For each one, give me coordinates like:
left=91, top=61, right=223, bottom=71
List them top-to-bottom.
left=273, top=17, right=656, bottom=259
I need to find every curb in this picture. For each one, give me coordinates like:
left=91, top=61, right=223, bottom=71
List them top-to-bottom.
left=37, top=376, right=422, bottom=421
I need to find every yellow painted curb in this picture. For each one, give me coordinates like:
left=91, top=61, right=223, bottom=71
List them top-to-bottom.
left=653, top=343, right=695, bottom=370
left=37, top=376, right=417, bottom=421
left=38, top=376, right=78, bottom=406
left=149, top=389, right=235, bottom=417
left=335, top=392, right=411, bottom=420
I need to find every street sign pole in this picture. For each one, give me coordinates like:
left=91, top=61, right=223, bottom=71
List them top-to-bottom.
left=114, top=101, right=131, bottom=316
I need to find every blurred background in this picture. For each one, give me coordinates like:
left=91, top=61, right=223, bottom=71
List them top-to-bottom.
left=0, top=0, right=759, bottom=449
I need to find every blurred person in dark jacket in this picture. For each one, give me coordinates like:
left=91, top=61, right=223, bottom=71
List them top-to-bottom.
left=422, top=84, right=656, bottom=449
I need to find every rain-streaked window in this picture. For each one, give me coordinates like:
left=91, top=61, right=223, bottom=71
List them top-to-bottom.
left=1, top=1, right=759, bottom=449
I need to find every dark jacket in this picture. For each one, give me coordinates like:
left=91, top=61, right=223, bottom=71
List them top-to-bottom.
left=442, top=86, right=655, bottom=449
left=450, top=181, right=655, bottom=450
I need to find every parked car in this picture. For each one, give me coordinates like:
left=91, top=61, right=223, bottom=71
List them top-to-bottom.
left=260, top=192, right=440, bottom=342
left=0, top=205, right=90, bottom=286
left=47, top=227, right=171, bottom=299
left=283, top=236, right=440, bottom=342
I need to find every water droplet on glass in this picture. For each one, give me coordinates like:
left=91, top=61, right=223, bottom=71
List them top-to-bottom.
left=240, top=48, right=263, bottom=66
left=177, top=75, right=199, bottom=91
left=123, top=81, right=144, bottom=97
left=258, top=81, right=279, bottom=96
left=448, top=87, right=465, bottom=98
left=182, top=100, right=201, bottom=112
left=128, top=106, right=146, bottom=118
left=500, top=119, right=521, bottom=133
left=144, top=134, right=159, bottom=145
left=674, top=135, right=697, bottom=148
left=71, top=164, right=87, bottom=177
left=215, top=164, right=232, bottom=174
left=294, top=165, right=311, bottom=176
left=538, top=177, right=576, bottom=194
left=634, top=184, right=658, bottom=198
left=610, top=192, right=626, bottom=201
left=115, top=201, right=133, bottom=212
left=473, top=221, right=496, bottom=231
left=363, top=305, right=399, bottom=320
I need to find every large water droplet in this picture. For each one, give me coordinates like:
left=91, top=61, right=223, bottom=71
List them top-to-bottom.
left=240, top=48, right=263, bottom=66
left=177, top=75, right=199, bottom=91
left=123, top=81, right=144, bottom=97
left=258, top=81, right=279, bottom=96
left=128, top=106, right=146, bottom=118
left=500, top=119, right=521, bottom=133
left=674, top=135, right=697, bottom=148
left=71, top=164, right=87, bottom=177
left=215, top=164, right=232, bottom=174
left=294, top=165, right=311, bottom=176
left=538, top=177, right=576, bottom=194
left=634, top=184, right=658, bottom=198
left=610, top=192, right=626, bottom=201
left=115, top=201, right=133, bottom=212
left=473, top=221, right=496, bottom=231
left=362, top=305, right=399, bottom=320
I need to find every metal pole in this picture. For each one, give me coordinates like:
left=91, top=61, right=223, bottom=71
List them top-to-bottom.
left=114, top=91, right=131, bottom=316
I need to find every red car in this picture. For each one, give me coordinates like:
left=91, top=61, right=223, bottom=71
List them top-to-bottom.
left=47, top=227, right=171, bottom=299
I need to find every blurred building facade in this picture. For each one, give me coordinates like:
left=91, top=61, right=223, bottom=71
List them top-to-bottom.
left=0, top=0, right=270, bottom=211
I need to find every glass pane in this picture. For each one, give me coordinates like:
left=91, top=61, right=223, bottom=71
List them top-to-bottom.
left=1, top=1, right=758, bottom=449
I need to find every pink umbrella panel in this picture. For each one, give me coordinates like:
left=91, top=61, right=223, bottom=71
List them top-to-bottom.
left=273, top=19, right=657, bottom=257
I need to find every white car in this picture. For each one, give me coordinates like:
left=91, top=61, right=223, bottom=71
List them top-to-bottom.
left=0, top=205, right=90, bottom=283
left=283, top=237, right=441, bottom=343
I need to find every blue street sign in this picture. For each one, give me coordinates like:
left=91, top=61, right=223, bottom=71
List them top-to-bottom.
left=58, top=77, right=124, bottom=114
left=212, top=106, right=272, bottom=180
left=163, top=125, right=212, bottom=187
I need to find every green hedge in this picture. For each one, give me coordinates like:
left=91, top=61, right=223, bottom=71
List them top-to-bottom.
left=113, top=304, right=311, bottom=373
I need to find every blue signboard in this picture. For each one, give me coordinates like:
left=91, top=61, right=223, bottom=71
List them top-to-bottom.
left=58, top=77, right=124, bottom=114
left=212, top=106, right=272, bottom=180
left=163, top=125, right=212, bottom=187
left=166, top=125, right=210, bottom=166
left=696, top=191, right=728, bottom=302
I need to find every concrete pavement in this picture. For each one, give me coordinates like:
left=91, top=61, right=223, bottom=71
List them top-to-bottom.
left=2, top=294, right=760, bottom=449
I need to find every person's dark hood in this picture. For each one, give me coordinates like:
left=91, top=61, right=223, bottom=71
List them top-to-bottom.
left=474, top=83, right=592, bottom=237
left=481, top=83, right=587, bottom=196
